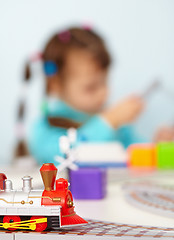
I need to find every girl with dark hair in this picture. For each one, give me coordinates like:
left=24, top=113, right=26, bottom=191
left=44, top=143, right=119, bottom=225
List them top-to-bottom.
left=27, top=27, right=145, bottom=165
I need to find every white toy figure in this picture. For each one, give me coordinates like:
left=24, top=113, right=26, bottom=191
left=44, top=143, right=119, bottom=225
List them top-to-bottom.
left=55, top=128, right=78, bottom=172
left=67, top=128, right=77, bottom=148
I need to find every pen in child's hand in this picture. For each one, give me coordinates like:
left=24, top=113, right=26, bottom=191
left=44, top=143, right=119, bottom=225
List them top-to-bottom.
left=142, top=79, right=161, bottom=99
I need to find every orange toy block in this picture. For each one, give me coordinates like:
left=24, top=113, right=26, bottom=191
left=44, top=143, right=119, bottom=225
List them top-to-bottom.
left=128, top=144, right=157, bottom=167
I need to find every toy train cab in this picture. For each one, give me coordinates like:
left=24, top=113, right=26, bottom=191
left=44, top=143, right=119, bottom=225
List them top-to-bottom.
left=0, top=163, right=87, bottom=231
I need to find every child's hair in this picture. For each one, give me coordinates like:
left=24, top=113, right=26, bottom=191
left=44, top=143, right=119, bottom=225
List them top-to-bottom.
left=14, top=26, right=111, bottom=158
left=42, top=27, right=111, bottom=93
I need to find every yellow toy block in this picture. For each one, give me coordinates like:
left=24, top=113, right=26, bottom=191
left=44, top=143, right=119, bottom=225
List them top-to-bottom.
left=128, top=144, right=157, bottom=167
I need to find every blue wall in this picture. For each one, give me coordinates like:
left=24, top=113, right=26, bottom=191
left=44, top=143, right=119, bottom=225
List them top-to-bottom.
left=0, top=0, right=174, bottom=163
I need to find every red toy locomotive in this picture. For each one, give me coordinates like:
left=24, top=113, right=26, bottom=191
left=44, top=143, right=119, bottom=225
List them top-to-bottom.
left=0, top=163, right=87, bottom=231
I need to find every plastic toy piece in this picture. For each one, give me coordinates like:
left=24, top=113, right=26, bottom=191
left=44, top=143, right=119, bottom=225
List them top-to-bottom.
left=67, top=128, right=77, bottom=146
left=55, top=129, right=78, bottom=171
left=75, top=142, right=127, bottom=168
left=157, top=142, right=174, bottom=169
left=128, top=144, right=157, bottom=167
left=0, top=163, right=87, bottom=232
left=69, top=168, right=107, bottom=199
left=0, top=173, right=7, bottom=190
left=124, top=182, right=174, bottom=219
left=2, top=217, right=47, bottom=231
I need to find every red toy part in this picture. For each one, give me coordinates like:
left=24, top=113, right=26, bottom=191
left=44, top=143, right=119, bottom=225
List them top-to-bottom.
left=40, top=163, right=57, bottom=191
left=40, top=163, right=57, bottom=172
left=40, top=163, right=87, bottom=227
left=0, top=173, right=7, bottom=190
left=41, top=177, right=87, bottom=226
left=56, top=178, right=68, bottom=191
left=61, top=212, right=88, bottom=226
left=3, top=216, right=21, bottom=231
left=30, top=216, right=47, bottom=232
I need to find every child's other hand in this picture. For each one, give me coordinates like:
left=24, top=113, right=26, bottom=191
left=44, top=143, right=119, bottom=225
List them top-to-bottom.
left=101, top=95, right=144, bottom=128
left=154, top=126, right=174, bottom=142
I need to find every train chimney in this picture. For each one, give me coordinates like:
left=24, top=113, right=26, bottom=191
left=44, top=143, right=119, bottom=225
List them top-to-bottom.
left=40, top=163, right=57, bottom=191
left=22, top=176, right=32, bottom=192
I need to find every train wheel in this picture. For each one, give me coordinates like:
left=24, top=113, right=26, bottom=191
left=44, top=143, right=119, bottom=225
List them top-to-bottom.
left=3, top=215, right=21, bottom=230
left=30, top=216, right=47, bottom=232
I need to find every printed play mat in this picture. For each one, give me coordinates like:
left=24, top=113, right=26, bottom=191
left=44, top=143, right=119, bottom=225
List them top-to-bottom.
left=3, top=219, right=174, bottom=239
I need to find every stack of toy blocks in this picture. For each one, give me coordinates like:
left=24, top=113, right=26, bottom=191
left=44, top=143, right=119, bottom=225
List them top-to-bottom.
left=157, top=142, right=174, bottom=169
left=128, top=143, right=157, bottom=167
left=69, top=168, right=107, bottom=199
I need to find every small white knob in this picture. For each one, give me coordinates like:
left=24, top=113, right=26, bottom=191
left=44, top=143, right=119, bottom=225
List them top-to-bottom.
left=67, top=128, right=77, bottom=145
left=59, top=136, right=70, bottom=154
left=22, top=176, right=32, bottom=192
left=5, top=180, right=13, bottom=192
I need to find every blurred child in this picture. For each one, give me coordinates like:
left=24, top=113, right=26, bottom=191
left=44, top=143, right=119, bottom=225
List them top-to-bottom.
left=27, top=27, right=166, bottom=165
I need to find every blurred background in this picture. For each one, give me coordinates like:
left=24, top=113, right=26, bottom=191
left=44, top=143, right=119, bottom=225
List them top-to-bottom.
left=1, top=0, right=174, bottom=164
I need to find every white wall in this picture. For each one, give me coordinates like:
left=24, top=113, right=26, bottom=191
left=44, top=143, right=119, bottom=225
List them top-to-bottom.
left=0, top=0, right=174, bottom=164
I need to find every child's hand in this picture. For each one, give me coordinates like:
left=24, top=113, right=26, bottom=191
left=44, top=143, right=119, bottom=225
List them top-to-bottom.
left=101, top=95, right=144, bottom=128
left=154, top=126, right=174, bottom=142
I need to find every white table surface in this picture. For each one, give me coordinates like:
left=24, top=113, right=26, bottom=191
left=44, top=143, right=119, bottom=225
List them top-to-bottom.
left=75, top=169, right=174, bottom=228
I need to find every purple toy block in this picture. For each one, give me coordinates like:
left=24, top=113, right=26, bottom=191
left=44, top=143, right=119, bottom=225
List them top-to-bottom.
left=69, top=168, right=107, bottom=199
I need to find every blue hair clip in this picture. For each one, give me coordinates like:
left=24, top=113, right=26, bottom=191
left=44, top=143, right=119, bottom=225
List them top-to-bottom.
left=43, top=61, right=58, bottom=76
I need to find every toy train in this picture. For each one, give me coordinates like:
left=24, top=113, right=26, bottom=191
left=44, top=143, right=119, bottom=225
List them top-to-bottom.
left=0, top=163, right=87, bottom=231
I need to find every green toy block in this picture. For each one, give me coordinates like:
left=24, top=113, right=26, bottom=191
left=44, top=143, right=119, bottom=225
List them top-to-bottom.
left=157, top=143, right=174, bottom=169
